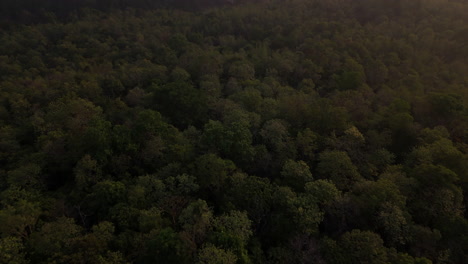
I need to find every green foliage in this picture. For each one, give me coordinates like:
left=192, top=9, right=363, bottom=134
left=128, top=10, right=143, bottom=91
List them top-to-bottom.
left=0, top=0, right=467, bottom=263
left=333, top=71, right=364, bottom=91
left=152, top=81, right=208, bottom=127
left=429, top=93, right=463, bottom=119
left=202, top=120, right=254, bottom=166
left=295, top=128, right=319, bottom=163
left=317, top=150, right=363, bottom=191
left=192, top=154, right=235, bottom=192
left=280, top=159, right=313, bottom=191
left=7, top=163, right=42, bottom=190
left=409, top=164, right=464, bottom=227
left=227, top=175, right=274, bottom=226
left=304, top=180, right=340, bottom=206
left=0, top=189, right=42, bottom=238
left=290, top=193, right=324, bottom=235
left=179, top=199, right=213, bottom=246
left=376, top=202, right=410, bottom=247
left=138, top=207, right=164, bottom=233
left=210, top=210, right=252, bottom=263
left=211, top=210, right=252, bottom=247
left=29, top=217, right=83, bottom=261
left=142, top=227, right=192, bottom=264
left=331, top=230, right=388, bottom=264
left=0, top=237, right=28, bottom=264
left=197, top=244, right=237, bottom=264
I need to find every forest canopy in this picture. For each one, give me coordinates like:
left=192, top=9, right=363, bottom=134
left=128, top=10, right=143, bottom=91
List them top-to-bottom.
left=0, top=0, right=467, bottom=263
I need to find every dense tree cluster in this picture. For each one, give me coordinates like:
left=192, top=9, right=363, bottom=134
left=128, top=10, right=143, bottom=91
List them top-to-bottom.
left=0, top=0, right=467, bottom=263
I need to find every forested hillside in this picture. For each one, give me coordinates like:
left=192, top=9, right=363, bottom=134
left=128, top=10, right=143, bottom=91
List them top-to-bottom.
left=0, top=0, right=467, bottom=263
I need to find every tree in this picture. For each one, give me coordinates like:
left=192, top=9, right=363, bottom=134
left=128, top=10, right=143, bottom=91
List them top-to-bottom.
left=1, top=0, right=468, bottom=263
left=228, top=61, right=255, bottom=82
left=333, top=71, right=363, bottom=91
left=199, top=74, right=222, bottom=104
left=152, top=81, right=208, bottom=127
left=229, top=87, right=263, bottom=113
left=428, top=93, right=463, bottom=121
left=36, top=96, right=106, bottom=183
left=133, top=109, right=168, bottom=140
left=260, top=119, right=297, bottom=172
left=260, top=119, right=291, bottom=153
left=201, top=120, right=254, bottom=166
left=0, top=125, right=21, bottom=168
left=296, top=128, right=319, bottom=164
left=407, top=137, right=468, bottom=179
left=316, top=150, right=362, bottom=191
left=74, top=154, right=102, bottom=192
left=192, top=154, right=235, bottom=194
left=280, top=159, right=313, bottom=191
left=6, top=163, right=42, bottom=190
left=408, top=164, right=464, bottom=228
left=156, top=174, right=201, bottom=226
left=127, top=175, right=165, bottom=209
left=349, top=178, right=407, bottom=231
left=84, top=180, right=126, bottom=218
left=304, top=180, right=340, bottom=207
left=0, top=188, right=42, bottom=239
left=290, top=193, right=324, bottom=235
left=179, top=199, right=213, bottom=247
left=376, top=202, right=410, bottom=247
left=109, top=203, right=140, bottom=230
left=138, top=207, right=165, bottom=233
left=210, top=210, right=252, bottom=263
left=29, top=217, right=82, bottom=263
left=141, top=227, right=192, bottom=264
left=334, top=230, right=388, bottom=264
left=268, top=234, right=326, bottom=264
left=0, top=237, right=27, bottom=264
left=197, top=244, right=237, bottom=264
